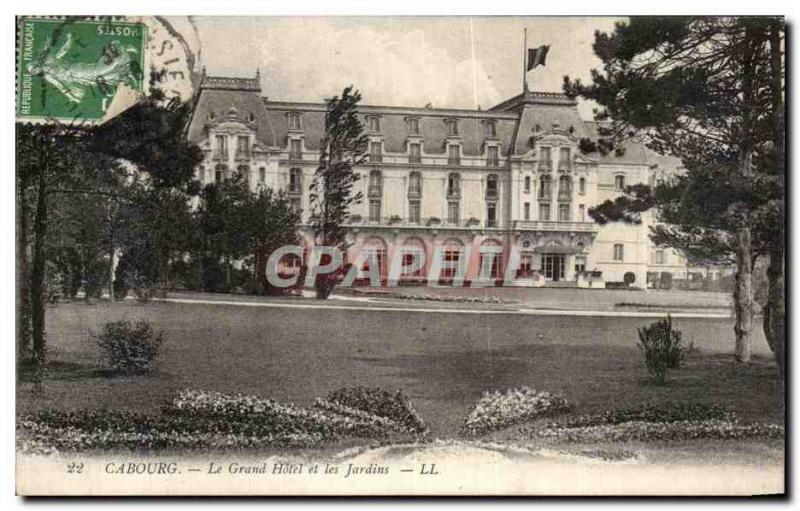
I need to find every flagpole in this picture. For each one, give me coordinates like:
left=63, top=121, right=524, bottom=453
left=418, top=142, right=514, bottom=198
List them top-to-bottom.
left=523, top=28, right=528, bottom=93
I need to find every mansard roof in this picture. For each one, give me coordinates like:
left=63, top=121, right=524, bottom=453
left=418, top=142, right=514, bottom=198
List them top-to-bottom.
left=187, top=72, right=677, bottom=168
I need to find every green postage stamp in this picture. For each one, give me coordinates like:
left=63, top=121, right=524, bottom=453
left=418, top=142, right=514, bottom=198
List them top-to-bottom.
left=16, top=17, right=148, bottom=124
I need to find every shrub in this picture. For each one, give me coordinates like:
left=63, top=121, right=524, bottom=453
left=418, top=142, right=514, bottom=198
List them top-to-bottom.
left=659, top=271, right=673, bottom=290
left=623, top=272, right=636, bottom=285
left=637, top=315, right=685, bottom=385
left=94, top=319, right=164, bottom=373
left=324, top=386, right=427, bottom=433
left=460, top=387, right=571, bottom=436
left=550, top=403, right=736, bottom=429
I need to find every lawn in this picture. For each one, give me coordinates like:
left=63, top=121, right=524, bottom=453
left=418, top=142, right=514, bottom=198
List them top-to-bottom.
left=17, top=296, right=782, bottom=437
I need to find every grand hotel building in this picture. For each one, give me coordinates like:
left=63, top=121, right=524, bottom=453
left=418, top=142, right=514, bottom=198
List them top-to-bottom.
left=187, top=71, right=700, bottom=288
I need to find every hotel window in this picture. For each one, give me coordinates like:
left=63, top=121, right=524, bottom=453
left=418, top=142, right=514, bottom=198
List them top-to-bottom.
left=288, top=112, right=301, bottom=130
left=368, top=115, right=381, bottom=133
left=407, top=117, right=420, bottom=135
left=445, top=119, right=459, bottom=137
left=485, top=120, right=497, bottom=138
left=215, top=135, right=228, bottom=159
left=235, top=135, right=250, bottom=159
left=289, top=139, right=302, bottom=160
left=369, top=141, right=382, bottom=163
left=409, top=143, right=422, bottom=164
left=447, top=144, right=460, bottom=165
left=486, top=146, right=499, bottom=167
left=538, top=146, right=551, bottom=170
left=558, top=147, right=571, bottom=170
left=214, top=164, right=226, bottom=183
left=199, top=165, right=205, bottom=182
left=236, top=165, right=249, bottom=182
left=259, top=167, right=266, bottom=184
left=289, top=168, right=302, bottom=193
left=368, top=169, right=383, bottom=197
left=408, top=171, right=422, bottom=196
left=447, top=173, right=460, bottom=198
left=486, top=174, right=499, bottom=199
left=614, top=174, right=626, bottom=190
left=539, top=175, right=551, bottom=200
left=558, top=175, right=572, bottom=201
left=524, top=176, right=531, bottom=193
left=579, top=177, right=586, bottom=194
left=290, top=197, right=301, bottom=214
left=369, top=199, right=382, bottom=222
left=408, top=200, right=421, bottom=224
left=447, top=201, right=460, bottom=225
left=524, top=202, right=531, bottom=221
left=486, top=203, right=497, bottom=228
left=539, top=203, right=551, bottom=221
left=558, top=203, right=571, bottom=221
left=578, top=204, right=585, bottom=222
left=362, top=241, right=386, bottom=276
left=442, top=243, right=462, bottom=279
left=614, top=243, right=625, bottom=261
left=655, top=249, right=666, bottom=265
left=575, top=255, right=587, bottom=274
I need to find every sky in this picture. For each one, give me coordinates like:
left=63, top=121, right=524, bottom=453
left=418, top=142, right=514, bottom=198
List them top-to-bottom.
left=184, top=16, right=623, bottom=119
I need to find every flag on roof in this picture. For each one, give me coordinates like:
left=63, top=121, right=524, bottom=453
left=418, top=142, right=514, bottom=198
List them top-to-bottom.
left=527, top=45, right=550, bottom=71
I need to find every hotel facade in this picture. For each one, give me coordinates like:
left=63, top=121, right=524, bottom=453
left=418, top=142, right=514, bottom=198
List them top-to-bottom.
left=187, top=71, right=707, bottom=288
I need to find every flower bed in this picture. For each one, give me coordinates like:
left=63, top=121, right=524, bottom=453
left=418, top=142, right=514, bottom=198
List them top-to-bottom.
left=322, top=386, right=428, bottom=434
left=460, top=387, right=571, bottom=436
left=17, top=388, right=426, bottom=454
left=521, top=403, right=783, bottom=443
left=528, top=420, right=784, bottom=443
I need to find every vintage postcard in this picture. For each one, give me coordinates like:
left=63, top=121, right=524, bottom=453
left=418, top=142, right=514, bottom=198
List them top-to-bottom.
left=14, top=15, right=785, bottom=496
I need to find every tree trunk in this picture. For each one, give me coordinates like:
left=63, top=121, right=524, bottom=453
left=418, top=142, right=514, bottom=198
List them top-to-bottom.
left=762, top=20, right=785, bottom=373
left=30, top=167, right=49, bottom=363
left=17, top=171, right=31, bottom=359
left=733, top=226, right=754, bottom=363
left=763, top=241, right=784, bottom=370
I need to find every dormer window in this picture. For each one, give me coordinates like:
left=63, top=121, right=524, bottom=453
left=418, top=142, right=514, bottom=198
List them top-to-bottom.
left=208, top=111, right=216, bottom=121
left=248, top=112, right=256, bottom=123
left=287, top=112, right=301, bottom=131
left=368, top=115, right=381, bottom=133
left=406, top=117, right=420, bottom=135
left=445, top=119, right=459, bottom=137
left=484, top=120, right=497, bottom=138
left=215, top=135, right=228, bottom=160
left=235, top=135, right=250, bottom=159
left=289, top=139, right=302, bottom=160
left=538, top=146, right=552, bottom=171
left=486, top=174, right=499, bottom=199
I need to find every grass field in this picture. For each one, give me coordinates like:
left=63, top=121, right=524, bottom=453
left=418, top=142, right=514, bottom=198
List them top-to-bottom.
left=17, top=295, right=781, bottom=437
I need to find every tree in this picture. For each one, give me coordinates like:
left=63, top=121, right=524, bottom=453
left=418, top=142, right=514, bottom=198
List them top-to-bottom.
left=564, top=17, right=784, bottom=366
left=308, top=86, right=368, bottom=299
left=16, top=87, right=202, bottom=364
left=243, top=187, right=301, bottom=288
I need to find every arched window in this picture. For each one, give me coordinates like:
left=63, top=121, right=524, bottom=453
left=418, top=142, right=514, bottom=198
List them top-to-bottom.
left=484, top=120, right=497, bottom=138
left=289, top=167, right=302, bottom=193
left=369, top=169, right=383, bottom=197
left=486, top=174, right=499, bottom=199
left=524, top=175, right=531, bottom=193
left=539, top=175, right=551, bottom=200
left=362, top=237, right=388, bottom=277
left=400, top=238, right=427, bottom=277
left=441, top=239, right=464, bottom=279
left=479, top=239, right=503, bottom=279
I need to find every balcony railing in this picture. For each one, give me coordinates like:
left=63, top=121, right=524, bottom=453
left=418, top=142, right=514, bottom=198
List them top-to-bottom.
left=513, top=220, right=597, bottom=232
